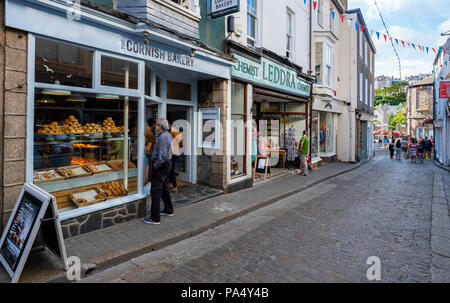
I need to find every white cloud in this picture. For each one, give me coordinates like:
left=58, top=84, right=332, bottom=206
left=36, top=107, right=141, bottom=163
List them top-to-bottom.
left=437, top=18, right=450, bottom=46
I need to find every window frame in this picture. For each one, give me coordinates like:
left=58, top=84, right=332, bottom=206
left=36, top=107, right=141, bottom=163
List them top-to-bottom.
left=247, top=0, right=258, bottom=47
left=286, top=9, right=294, bottom=59
left=28, top=34, right=147, bottom=222
left=198, top=108, right=221, bottom=149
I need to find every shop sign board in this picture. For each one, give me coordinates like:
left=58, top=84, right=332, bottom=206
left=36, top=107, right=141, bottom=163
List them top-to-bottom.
left=207, top=0, right=240, bottom=19
left=231, top=54, right=311, bottom=98
left=440, top=81, right=450, bottom=98
left=253, top=155, right=271, bottom=181
left=0, top=183, right=67, bottom=283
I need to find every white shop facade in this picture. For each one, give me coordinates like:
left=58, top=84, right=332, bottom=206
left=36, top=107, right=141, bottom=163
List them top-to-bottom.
left=5, top=0, right=232, bottom=237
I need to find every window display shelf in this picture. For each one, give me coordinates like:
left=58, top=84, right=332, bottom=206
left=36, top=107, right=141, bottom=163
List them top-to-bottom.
left=34, top=136, right=129, bottom=146
left=37, top=168, right=137, bottom=193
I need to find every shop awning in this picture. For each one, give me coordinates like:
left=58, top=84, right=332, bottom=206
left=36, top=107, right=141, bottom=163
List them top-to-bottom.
left=253, top=87, right=309, bottom=103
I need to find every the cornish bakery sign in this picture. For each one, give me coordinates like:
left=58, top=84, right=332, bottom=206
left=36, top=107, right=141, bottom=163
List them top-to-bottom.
left=207, top=0, right=240, bottom=19
left=121, top=38, right=195, bottom=68
left=231, top=54, right=311, bottom=97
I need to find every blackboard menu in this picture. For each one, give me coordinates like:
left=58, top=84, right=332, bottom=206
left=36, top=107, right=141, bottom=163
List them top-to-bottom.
left=0, top=192, right=42, bottom=271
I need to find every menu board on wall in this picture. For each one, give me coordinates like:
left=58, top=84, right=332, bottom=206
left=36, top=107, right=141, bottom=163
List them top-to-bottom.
left=0, top=183, right=68, bottom=283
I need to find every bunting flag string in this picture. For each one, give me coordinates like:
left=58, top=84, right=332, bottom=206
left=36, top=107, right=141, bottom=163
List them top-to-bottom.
left=301, top=0, right=443, bottom=57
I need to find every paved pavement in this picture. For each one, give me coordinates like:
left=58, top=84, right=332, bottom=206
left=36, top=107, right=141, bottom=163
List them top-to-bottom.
left=80, top=149, right=450, bottom=283
left=0, top=157, right=368, bottom=283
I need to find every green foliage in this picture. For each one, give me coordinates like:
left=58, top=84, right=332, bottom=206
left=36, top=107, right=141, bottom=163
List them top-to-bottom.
left=374, top=82, right=408, bottom=107
left=387, top=105, right=406, bottom=130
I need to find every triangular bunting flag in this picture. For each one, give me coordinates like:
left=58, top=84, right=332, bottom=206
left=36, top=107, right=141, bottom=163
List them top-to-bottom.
left=304, top=0, right=307, bottom=4
left=313, top=1, right=317, bottom=10
left=331, top=10, right=335, bottom=19
left=341, top=15, right=344, bottom=22
left=355, top=23, right=359, bottom=31
left=361, top=25, right=366, bottom=31
left=370, top=29, right=374, bottom=36
left=376, top=32, right=380, bottom=40
left=384, top=34, right=387, bottom=41
left=395, top=39, right=398, bottom=45
left=401, top=40, right=405, bottom=47
left=408, top=42, right=411, bottom=48
left=412, top=43, right=416, bottom=49
left=426, top=47, right=429, bottom=54
left=432, top=48, right=436, bottom=53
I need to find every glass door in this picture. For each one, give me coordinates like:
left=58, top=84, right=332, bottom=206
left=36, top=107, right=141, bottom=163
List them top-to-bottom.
left=167, top=104, right=192, bottom=183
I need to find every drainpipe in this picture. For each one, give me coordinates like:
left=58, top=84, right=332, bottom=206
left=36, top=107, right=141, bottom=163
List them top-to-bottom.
left=348, top=14, right=353, bottom=162
left=433, top=79, right=436, bottom=161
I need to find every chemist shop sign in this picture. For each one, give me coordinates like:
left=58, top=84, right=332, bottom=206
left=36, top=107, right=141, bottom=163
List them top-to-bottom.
left=231, top=54, right=311, bottom=98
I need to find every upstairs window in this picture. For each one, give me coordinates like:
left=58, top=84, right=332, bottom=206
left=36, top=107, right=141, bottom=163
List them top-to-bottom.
left=247, top=0, right=257, bottom=47
left=286, top=10, right=294, bottom=59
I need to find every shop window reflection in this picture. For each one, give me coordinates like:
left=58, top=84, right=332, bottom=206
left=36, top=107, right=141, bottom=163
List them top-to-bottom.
left=35, top=38, right=93, bottom=88
left=33, top=91, right=139, bottom=212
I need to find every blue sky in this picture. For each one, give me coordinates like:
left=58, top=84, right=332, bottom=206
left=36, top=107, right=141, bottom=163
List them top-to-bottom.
left=348, top=0, right=450, bottom=79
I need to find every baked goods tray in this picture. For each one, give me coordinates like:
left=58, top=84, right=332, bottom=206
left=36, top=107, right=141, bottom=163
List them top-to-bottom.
left=107, top=160, right=136, bottom=171
left=84, top=162, right=115, bottom=175
left=58, top=165, right=93, bottom=179
left=33, top=168, right=65, bottom=184
left=102, top=181, right=128, bottom=200
left=70, top=187, right=106, bottom=208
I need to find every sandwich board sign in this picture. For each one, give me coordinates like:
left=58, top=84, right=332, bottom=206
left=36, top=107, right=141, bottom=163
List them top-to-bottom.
left=207, top=0, right=240, bottom=19
left=253, top=155, right=271, bottom=181
left=0, top=183, right=68, bottom=283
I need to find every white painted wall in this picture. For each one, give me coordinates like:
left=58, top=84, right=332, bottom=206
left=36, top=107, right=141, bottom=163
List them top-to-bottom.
left=229, top=0, right=311, bottom=72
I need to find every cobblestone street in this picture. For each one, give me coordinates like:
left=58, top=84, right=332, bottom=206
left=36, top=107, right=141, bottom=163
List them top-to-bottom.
left=80, top=150, right=450, bottom=283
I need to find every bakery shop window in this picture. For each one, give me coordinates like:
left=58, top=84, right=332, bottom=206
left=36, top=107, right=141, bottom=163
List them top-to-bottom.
left=35, top=38, right=93, bottom=88
left=101, top=55, right=139, bottom=90
left=167, top=81, right=191, bottom=101
left=33, top=90, right=139, bottom=212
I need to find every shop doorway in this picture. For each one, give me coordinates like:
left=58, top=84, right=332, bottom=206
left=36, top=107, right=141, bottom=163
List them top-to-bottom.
left=167, top=104, right=192, bottom=183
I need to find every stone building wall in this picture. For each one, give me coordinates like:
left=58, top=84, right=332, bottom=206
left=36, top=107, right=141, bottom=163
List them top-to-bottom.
left=0, top=2, right=28, bottom=232
left=197, top=79, right=228, bottom=189
left=407, top=86, right=433, bottom=136
left=60, top=199, right=146, bottom=238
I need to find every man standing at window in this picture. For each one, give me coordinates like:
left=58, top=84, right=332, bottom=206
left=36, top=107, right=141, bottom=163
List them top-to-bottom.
left=144, top=119, right=174, bottom=225
left=299, top=130, right=309, bottom=176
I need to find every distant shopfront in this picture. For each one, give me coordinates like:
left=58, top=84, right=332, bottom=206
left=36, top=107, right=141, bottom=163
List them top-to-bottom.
left=229, top=51, right=312, bottom=183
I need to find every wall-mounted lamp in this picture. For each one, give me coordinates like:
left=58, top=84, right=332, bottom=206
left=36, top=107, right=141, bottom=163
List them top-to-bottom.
left=191, top=48, right=197, bottom=57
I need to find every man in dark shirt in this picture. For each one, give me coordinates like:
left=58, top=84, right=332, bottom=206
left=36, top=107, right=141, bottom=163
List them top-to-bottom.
left=144, top=119, right=174, bottom=225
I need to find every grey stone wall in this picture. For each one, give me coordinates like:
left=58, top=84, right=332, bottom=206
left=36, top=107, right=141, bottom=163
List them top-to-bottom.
left=0, top=0, right=28, bottom=231
left=118, top=0, right=200, bottom=39
left=197, top=79, right=228, bottom=190
left=60, top=199, right=147, bottom=239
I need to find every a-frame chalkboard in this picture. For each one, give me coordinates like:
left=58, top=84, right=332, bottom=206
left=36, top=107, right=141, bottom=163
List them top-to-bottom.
left=0, top=183, right=68, bottom=283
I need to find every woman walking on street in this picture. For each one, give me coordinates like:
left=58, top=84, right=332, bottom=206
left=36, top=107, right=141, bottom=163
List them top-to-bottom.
left=409, top=138, right=418, bottom=163
left=395, top=139, right=402, bottom=160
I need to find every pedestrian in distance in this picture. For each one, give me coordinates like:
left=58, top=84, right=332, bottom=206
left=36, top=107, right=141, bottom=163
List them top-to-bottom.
left=144, top=118, right=174, bottom=225
left=299, top=130, right=309, bottom=176
left=383, top=136, right=389, bottom=149
left=424, top=136, right=433, bottom=160
left=401, top=137, right=408, bottom=159
left=389, top=138, right=395, bottom=159
left=395, top=138, right=402, bottom=161
left=409, top=138, right=418, bottom=164
left=417, top=139, right=425, bottom=164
